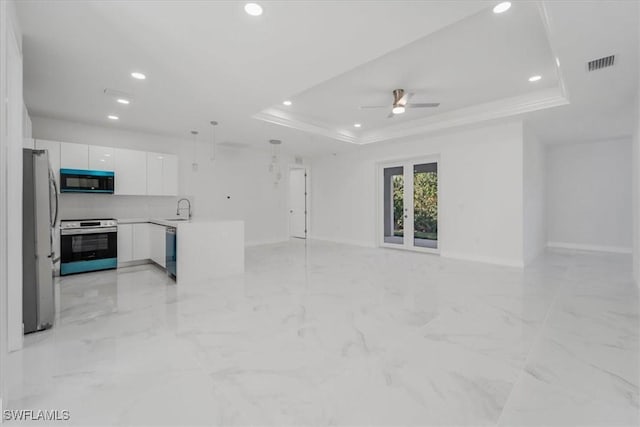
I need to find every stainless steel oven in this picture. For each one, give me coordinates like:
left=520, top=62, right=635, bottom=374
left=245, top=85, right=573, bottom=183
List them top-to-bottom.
left=60, top=219, right=117, bottom=275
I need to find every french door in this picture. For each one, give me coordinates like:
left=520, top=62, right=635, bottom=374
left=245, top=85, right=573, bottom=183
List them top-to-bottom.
left=379, top=157, right=439, bottom=253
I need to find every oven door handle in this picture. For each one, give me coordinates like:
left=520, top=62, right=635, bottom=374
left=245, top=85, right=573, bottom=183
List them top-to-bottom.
left=60, top=227, right=117, bottom=235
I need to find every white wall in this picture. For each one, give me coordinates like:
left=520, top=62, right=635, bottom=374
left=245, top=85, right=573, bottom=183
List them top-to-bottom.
left=0, top=0, right=23, bottom=409
left=6, top=0, right=23, bottom=355
left=634, top=10, right=640, bottom=284
left=634, top=101, right=639, bottom=281
left=22, top=105, right=32, bottom=139
left=32, top=117, right=290, bottom=246
left=311, top=121, right=525, bottom=267
left=523, top=125, right=546, bottom=264
left=547, top=138, right=633, bottom=253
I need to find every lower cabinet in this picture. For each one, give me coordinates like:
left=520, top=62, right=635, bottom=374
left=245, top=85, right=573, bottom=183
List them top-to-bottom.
left=117, top=223, right=154, bottom=263
left=133, top=223, right=151, bottom=260
left=149, top=223, right=167, bottom=268
left=117, top=224, right=134, bottom=263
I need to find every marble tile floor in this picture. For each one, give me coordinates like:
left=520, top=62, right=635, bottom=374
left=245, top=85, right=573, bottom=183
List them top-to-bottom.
left=5, top=240, right=639, bottom=426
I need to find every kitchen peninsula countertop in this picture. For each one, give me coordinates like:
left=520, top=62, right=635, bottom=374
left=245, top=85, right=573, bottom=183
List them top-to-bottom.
left=116, top=217, right=245, bottom=284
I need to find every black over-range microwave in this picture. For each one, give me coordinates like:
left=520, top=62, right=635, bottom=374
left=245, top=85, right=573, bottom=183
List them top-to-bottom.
left=60, top=169, right=114, bottom=194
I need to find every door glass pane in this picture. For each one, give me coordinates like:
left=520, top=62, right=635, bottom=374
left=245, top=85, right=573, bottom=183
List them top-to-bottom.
left=413, top=163, right=438, bottom=249
left=383, top=166, right=404, bottom=244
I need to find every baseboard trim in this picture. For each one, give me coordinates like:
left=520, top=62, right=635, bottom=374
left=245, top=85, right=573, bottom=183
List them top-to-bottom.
left=308, top=236, right=376, bottom=248
left=308, top=237, right=523, bottom=267
left=547, top=241, right=632, bottom=254
left=524, top=246, right=546, bottom=266
left=440, top=251, right=524, bottom=268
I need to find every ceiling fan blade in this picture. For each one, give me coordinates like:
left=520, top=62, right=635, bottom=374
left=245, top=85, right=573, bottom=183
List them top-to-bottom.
left=397, top=92, right=414, bottom=107
left=407, top=102, right=440, bottom=108
left=360, top=105, right=388, bottom=109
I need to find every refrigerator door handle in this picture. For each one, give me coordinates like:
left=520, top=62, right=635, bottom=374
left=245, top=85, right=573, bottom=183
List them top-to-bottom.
left=49, top=169, right=59, bottom=260
left=50, top=169, right=59, bottom=227
left=53, top=178, right=59, bottom=227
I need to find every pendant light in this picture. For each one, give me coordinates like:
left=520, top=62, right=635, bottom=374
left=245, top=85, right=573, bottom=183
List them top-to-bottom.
left=210, top=121, right=218, bottom=161
left=191, top=130, right=199, bottom=171
left=269, top=139, right=282, bottom=185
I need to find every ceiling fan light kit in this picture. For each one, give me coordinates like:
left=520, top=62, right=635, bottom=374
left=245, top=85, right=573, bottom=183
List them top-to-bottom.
left=360, top=88, right=440, bottom=118
left=392, top=105, right=406, bottom=115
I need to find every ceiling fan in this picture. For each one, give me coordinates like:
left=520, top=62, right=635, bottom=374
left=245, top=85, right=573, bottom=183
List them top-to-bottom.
left=360, top=89, right=440, bottom=118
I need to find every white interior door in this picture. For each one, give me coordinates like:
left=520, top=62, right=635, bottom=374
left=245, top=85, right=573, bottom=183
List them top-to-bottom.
left=380, top=158, right=439, bottom=252
left=289, top=168, right=307, bottom=239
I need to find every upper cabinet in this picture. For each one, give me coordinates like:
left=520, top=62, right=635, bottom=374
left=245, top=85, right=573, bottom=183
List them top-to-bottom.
left=36, top=140, right=177, bottom=197
left=60, top=142, right=89, bottom=169
left=61, top=142, right=114, bottom=171
left=88, top=145, right=114, bottom=171
left=114, top=148, right=147, bottom=195
left=146, top=152, right=164, bottom=196
left=147, top=152, right=178, bottom=196
left=163, top=154, right=179, bottom=196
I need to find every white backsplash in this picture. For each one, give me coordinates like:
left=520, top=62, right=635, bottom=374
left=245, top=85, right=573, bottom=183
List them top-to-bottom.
left=58, top=194, right=189, bottom=221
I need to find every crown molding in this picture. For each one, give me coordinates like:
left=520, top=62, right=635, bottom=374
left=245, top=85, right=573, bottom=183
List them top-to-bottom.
left=254, top=0, right=570, bottom=146
left=537, top=1, right=569, bottom=101
left=254, top=87, right=568, bottom=145
left=358, top=88, right=568, bottom=144
left=252, top=109, right=359, bottom=144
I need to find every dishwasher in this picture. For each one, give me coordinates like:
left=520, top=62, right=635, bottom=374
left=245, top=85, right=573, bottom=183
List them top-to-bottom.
left=166, top=226, right=177, bottom=280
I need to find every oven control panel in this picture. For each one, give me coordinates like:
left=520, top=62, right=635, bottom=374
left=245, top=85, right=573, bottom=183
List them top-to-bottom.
left=60, top=219, right=118, bottom=229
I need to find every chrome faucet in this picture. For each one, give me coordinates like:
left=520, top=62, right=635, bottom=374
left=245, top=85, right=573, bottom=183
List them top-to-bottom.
left=176, top=198, right=192, bottom=219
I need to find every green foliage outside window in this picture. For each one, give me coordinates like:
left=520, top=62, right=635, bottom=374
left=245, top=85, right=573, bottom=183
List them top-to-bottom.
left=393, top=172, right=438, bottom=240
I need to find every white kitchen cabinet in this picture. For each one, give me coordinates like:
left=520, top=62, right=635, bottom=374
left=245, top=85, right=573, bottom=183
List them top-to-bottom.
left=35, top=139, right=61, bottom=186
left=48, top=141, right=177, bottom=197
left=60, top=142, right=88, bottom=169
left=88, top=145, right=114, bottom=171
left=114, top=148, right=147, bottom=195
left=146, top=152, right=164, bottom=196
left=146, top=152, right=178, bottom=196
left=163, top=154, right=179, bottom=196
left=118, top=223, right=153, bottom=264
left=132, top=223, right=151, bottom=260
left=149, top=223, right=166, bottom=268
left=117, top=224, right=134, bottom=263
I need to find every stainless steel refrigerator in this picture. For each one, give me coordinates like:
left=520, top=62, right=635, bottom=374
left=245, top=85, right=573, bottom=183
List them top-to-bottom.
left=22, top=148, right=58, bottom=333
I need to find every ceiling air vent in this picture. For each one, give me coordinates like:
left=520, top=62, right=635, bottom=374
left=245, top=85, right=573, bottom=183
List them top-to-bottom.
left=587, top=55, right=615, bottom=72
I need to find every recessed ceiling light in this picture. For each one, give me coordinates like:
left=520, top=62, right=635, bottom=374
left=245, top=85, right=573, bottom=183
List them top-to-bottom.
left=493, top=2, right=511, bottom=14
left=244, top=3, right=263, bottom=16
left=131, top=72, right=146, bottom=80
left=528, top=75, right=542, bottom=82
left=116, top=98, right=130, bottom=105
left=282, top=100, right=292, bottom=106
left=392, top=106, right=406, bottom=115
left=108, top=115, right=119, bottom=120
left=353, top=123, right=362, bottom=128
